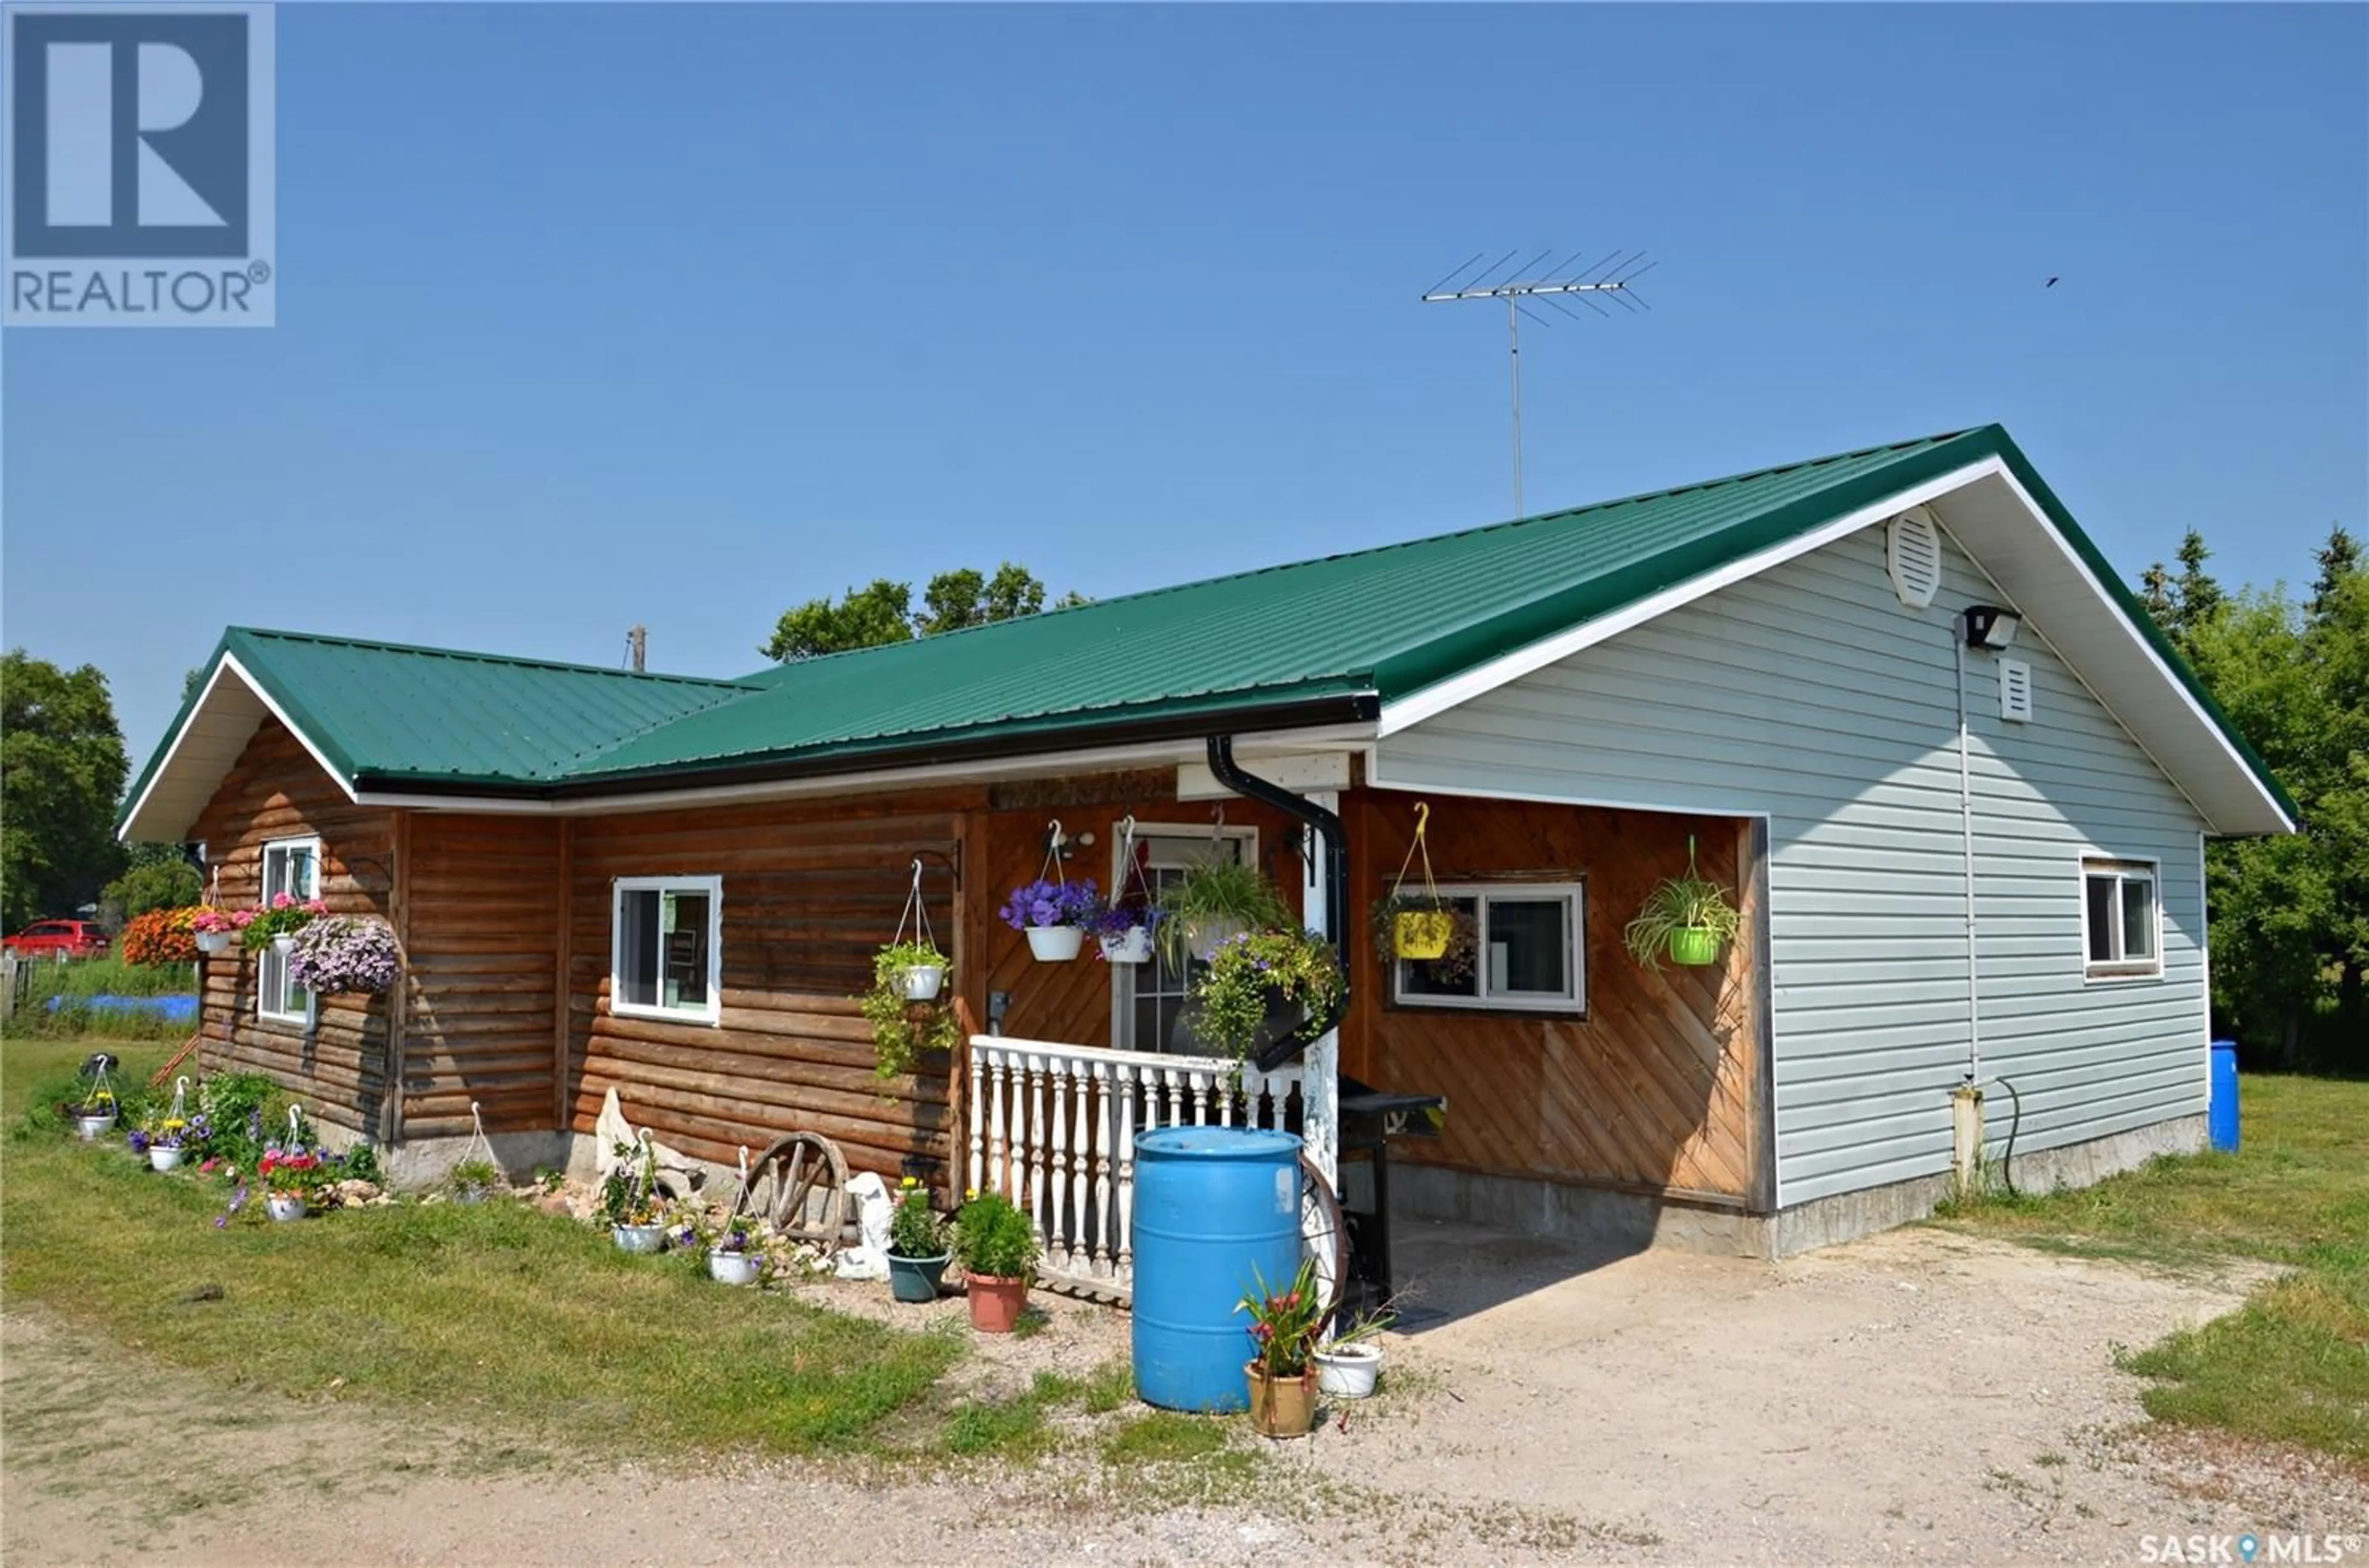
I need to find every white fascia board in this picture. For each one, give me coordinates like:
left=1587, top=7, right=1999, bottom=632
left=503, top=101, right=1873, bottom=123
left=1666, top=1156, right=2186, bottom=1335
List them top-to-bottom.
left=1377, top=461, right=2000, bottom=737
left=1984, top=464, right=2294, bottom=836
left=117, top=652, right=358, bottom=843
left=352, top=722, right=1378, bottom=819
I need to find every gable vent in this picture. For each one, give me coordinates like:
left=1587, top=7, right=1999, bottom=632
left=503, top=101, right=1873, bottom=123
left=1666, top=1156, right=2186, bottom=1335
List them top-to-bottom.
left=1886, top=508, right=1942, bottom=608
left=1999, top=658, right=2034, bottom=722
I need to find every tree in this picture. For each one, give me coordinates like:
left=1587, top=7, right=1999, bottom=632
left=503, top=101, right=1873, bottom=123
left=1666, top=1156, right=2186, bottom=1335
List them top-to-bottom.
left=2160, top=526, right=2368, bottom=1074
left=2140, top=529, right=2224, bottom=648
left=761, top=564, right=1084, bottom=661
left=1, top=651, right=130, bottom=931
left=102, top=842, right=204, bottom=922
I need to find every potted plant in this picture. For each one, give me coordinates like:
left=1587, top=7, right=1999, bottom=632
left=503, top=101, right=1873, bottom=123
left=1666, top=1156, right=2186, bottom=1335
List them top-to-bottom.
left=1622, top=837, right=1742, bottom=970
left=1156, top=859, right=1292, bottom=964
left=1000, top=877, right=1101, bottom=962
left=242, top=893, right=328, bottom=956
left=1368, top=894, right=1478, bottom=975
left=1093, top=900, right=1160, bottom=965
left=191, top=907, right=242, bottom=956
left=289, top=915, right=402, bottom=996
left=1186, top=929, right=1347, bottom=1061
left=861, top=943, right=961, bottom=1079
left=70, top=1087, right=118, bottom=1141
left=131, top=1109, right=209, bottom=1173
left=600, top=1139, right=667, bottom=1252
left=258, top=1147, right=322, bottom=1221
left=446, top=1157, right=502, bottom=1205
left=885, top=1176, right=952, bottom=1302
left=953, top=1187, right=1039, bottom=1332
left=701, top=1216, right=766, bottom=1286
left=1238, top=1256, right=1325, bottom=1438
left=1311, top=1305, right=1397, bottom=1400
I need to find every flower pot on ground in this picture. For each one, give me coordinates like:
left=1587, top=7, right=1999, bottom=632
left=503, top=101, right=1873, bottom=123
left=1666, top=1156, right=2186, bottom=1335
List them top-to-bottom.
left=1621, top=836, right=1742, bottom=973
left=1155, top=858, right=1292, bottom=967
left=1001, top=877, right=1101, bottom=962
left=862, top=942, right=959, bottom=1080
left=73, top=1108, right=117, bottom=1141
left=149, top=1143, right=188, bottom=1173
left=259, top=1147, right=323, bottom=1219
left=445, top=1157, right=501, bottom=1205
left=886, top=1177, right=951, bottom=1302
left=954, top=1187, right=1040, bottom=1332
left=265, top=1192, right=307, bottom=1222
left=698, top=1217, right=767, bottom=1285
left=612, top=1222, right=665, bottom=1254
left=708, top=1247, right=762, bottom=1285
left=1239, top=1256, right=1326, bottom=1438
left=1312, top=1342, right=1383, bottom=1398
left=1246, top=1364, right=1319, bottom=1438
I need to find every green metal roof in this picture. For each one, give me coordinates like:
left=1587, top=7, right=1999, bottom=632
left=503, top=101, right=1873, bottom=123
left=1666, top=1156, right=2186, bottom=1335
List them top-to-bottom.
left=119, top=424, right=2296, bottom=829
left=118, top=627, right=761, bottom=818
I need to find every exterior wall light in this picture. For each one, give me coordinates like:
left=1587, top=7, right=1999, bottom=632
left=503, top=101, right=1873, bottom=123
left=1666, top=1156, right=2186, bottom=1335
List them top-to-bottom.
left=1962, top=605, right=2022, bottom=651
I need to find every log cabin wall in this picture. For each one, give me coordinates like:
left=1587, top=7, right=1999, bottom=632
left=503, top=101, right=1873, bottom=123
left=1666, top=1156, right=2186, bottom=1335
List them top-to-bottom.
left=189, top=718, right=395, bottom=1136
left=1341, top=790, right=1761, bottom=1206
left=560, top=793, right=972, bottom=1184
left=401, top=815, right=564, bottom=1138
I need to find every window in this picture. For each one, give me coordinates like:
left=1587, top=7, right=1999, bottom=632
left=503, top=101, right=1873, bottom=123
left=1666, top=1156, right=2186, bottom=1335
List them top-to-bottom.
left=1111, top=827, right=1258, bottom=1054
left=257, top=836, right=320, bottom=1024
left=2080, top=859, right=2159, bottom=979
left=611, top=876, right=722, bottom=1025
left=1393, top=883, right=1586, bottom=1013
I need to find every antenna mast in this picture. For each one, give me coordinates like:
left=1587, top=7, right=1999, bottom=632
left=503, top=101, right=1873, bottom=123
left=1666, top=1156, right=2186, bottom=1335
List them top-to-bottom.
left=1421, top=248, right=1657, bottom=519
left=626, top=624, right=647, bottom=674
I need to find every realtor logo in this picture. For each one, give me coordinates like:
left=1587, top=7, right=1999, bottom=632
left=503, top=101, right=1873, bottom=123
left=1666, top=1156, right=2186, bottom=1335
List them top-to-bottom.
left=5, top=2, right=275, bottom=326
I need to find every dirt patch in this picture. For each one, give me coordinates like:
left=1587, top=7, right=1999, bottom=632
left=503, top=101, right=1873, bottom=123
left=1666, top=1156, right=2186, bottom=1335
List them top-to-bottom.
left=7, top=1226, right=2363, bottom=1566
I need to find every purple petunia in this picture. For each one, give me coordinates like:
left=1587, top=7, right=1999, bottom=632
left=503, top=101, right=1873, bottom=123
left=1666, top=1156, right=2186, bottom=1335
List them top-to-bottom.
left=998, top=878, right=1102, bottom=932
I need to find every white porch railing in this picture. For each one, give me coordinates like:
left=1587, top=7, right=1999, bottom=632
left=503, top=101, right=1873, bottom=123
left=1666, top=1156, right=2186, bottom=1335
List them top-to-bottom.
left=966, top=1034, right=1304, bottom=1302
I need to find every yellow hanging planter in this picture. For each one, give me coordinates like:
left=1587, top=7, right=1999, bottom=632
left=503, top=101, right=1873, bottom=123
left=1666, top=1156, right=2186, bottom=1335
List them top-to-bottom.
left=1394, top=907, right=1453, bottom=960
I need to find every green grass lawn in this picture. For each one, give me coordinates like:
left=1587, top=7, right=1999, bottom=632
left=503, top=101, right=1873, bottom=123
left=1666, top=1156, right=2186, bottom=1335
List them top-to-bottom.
left=0, top=1036, right=1189, bottom=1465
left=1936, top=1074, right=2368, bottom=1466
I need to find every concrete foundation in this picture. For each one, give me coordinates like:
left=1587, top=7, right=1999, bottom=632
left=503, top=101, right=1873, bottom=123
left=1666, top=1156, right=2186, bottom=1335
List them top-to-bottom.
left=1390, top=1112, right=2210, bottom=1260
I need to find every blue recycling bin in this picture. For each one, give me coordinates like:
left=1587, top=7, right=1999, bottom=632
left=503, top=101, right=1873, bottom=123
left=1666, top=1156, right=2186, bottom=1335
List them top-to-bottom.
left=2209, top=1040, right=2240, bottom=1152
left=1130, top=1126, right=1302, bottom=1413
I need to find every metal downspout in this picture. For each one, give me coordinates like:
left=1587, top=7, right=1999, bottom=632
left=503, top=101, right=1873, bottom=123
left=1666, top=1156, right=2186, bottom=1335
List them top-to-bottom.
left=1954, top=631, right=1983, bottom=1083
left=1204, top=736, right=1349, bottom=1073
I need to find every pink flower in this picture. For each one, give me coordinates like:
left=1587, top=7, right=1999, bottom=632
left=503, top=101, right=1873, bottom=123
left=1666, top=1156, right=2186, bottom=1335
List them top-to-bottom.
left=271, top=892, right=294, bottom=910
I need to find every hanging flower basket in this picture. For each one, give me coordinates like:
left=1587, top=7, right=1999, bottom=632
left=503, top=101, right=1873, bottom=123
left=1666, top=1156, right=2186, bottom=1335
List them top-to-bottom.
left=1375, top=803, right=1456, bottom=960
left=1096, top=817, right=1162, bottom=965
left=1623, top=835, right=1742, bottom=973
left=864, top=860, right=959, bottom=1079
left=1002, top=874, right=1100, bottom=962
left=1394, top=909, right=1453, bottom=959
left=288, top=915, right=402, bottom=995
left=1024, top=925, right=1084, bottom=962
left=1098, top=925, right=1154, bottom=965
left=1668, top=926, right=1722, bottom=967
left=195, top=929, right=236, bottom=956
left=901, top=962, right=946, bottom=1001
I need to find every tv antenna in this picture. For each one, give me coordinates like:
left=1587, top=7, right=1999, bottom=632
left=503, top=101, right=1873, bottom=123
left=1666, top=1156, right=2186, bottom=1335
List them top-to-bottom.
left=1421, top=248, right=1656, bottom=519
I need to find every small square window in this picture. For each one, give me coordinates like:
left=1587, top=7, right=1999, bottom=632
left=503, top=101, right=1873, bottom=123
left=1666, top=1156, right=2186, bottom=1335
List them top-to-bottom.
left=2081, top=859, right=2159, bottom=979
left=612, top=877, right=722, bottom=1024
left=1393, top=884, right=1584, bottom=1014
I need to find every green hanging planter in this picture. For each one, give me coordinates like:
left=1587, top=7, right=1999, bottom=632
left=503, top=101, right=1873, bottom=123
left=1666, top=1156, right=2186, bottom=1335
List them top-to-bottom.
left=1668, top=926, right=1721, bottom=967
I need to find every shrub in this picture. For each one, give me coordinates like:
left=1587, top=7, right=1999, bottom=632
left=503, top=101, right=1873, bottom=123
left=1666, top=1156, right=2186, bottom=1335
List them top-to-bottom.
left=954, top=1188, right=1039, bottom=1279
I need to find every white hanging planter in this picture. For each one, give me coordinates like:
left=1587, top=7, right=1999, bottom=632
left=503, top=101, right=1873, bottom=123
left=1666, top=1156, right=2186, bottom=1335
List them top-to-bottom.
left=1025, top=926, right=1084, bottom=962
left=1099, top=926, right=1153, bottom=965
left=196, top=930, right=234, bottom=955
left=271, top=933, right=298, bottom=955
left=902, top=964, right=946, bottom=1002
left=74, top=1113, right=116, bottom=1141
left=149, top=1144, right=187, bottom=1173
left=265, top=1192, right=307, bottom=1223
left=612, top=1222, right=666, bottom=1254
left=708, top=1249, right=762, bottom=1286
left=1313, top=1342, right=1383, bottom=1399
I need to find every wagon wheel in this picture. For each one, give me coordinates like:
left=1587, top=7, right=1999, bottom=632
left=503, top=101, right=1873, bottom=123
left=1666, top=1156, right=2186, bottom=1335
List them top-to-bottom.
left=736, top=1132, right=850, bottom=1248
left=1299, top=1153, right=1349, bottom=1334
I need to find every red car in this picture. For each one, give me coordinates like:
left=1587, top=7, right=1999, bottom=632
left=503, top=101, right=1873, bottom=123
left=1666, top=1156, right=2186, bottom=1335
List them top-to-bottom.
left=4, top=919, right=112, bottom=960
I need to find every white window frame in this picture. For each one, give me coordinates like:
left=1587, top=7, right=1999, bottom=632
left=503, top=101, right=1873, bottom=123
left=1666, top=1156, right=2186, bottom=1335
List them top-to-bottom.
left=1109, top=823, right=1260, bottom=1054
left=257, top=835, right=321, bottom=1026
left=2078, top=856, right=2162, bottom=982
left=610, top=875, right=724, bottom=1026
left=1392, top=881, right=1587, bottom=1015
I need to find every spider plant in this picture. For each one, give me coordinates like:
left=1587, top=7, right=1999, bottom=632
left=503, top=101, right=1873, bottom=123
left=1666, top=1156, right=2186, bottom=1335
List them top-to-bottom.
left=1622, top=838, right=1742, bottom=971
left=1154, top=857, right=1291, bottom=965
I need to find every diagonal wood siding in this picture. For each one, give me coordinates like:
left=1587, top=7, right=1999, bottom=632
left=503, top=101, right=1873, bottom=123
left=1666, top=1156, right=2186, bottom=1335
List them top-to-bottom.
left=1342, top=790, right=1759, bottom=1203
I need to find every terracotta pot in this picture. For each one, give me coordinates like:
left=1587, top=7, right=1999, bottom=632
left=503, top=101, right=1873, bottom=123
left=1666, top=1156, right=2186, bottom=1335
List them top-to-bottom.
left=965, top=1271, right=1029, bottom=1332
left=1245, top=1363, right=1318, bottom=1438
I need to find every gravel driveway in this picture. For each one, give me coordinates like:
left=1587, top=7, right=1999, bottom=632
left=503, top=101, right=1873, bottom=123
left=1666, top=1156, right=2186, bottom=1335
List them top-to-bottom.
left=6, top=1224, right=2362, bottom=1566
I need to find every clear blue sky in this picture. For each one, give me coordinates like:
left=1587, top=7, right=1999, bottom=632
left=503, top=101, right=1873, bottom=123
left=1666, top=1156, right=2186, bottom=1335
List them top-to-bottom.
left=7, top=3, right=2365, bottom=775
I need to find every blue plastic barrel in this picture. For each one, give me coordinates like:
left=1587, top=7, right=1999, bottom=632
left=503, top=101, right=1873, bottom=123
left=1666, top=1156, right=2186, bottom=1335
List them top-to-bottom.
left=2209, top=1040, right=2240, bottom=1152
left=1131, top=1126, right=1302, bottom=1413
